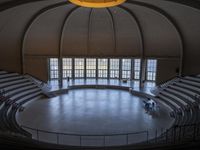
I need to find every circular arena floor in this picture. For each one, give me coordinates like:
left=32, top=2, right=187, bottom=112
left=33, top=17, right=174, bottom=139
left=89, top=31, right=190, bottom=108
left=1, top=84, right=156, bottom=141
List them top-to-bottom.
left=16, top=89, right=174, bottom=146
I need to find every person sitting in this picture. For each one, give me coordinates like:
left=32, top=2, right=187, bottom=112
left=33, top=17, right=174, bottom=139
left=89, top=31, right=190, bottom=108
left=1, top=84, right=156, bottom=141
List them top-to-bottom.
left=122, top=79, right=127, bottom=83
left=145, top=102, right=150, bottom=110
left=152, top=102, right=155, bottom=108
left=19, top=106, right=25, bottom=112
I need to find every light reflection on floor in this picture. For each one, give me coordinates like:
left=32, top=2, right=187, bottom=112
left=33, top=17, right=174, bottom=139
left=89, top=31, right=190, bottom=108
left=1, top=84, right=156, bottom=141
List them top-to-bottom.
left=15, top=80, right=173, bottom=146
left=17, top=89, right=173, bottom=136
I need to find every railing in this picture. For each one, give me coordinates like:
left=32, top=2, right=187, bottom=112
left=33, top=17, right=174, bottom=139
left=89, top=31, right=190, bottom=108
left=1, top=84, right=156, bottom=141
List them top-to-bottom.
left=24, top=74, right=51, bottom=93
left=150, top=76, right=179, bottom=96
left=21, top=123, right=200, bottom=147
left=21, top=125, right=149, bottom=147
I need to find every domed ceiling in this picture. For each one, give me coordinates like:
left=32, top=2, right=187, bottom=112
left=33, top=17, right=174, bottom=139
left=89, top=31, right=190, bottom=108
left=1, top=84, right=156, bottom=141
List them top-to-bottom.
left=0, top=0, right=200, bottom=74
left=68, top=0, right=127, bottom=8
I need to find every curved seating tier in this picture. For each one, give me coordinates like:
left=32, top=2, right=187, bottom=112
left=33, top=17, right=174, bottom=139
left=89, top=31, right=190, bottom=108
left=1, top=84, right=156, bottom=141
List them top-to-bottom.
left=0, top=70, right=45, bottom=136
left=0, top=70, right=200, bottom=148
left=155, top=75, right=200, bottom=127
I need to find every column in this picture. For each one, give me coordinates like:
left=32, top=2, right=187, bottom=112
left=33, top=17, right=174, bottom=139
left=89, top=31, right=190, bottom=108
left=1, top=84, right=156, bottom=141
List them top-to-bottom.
left=58, top=58, right=63, bottom=88
left=72, top=58, right=75, bottom=80
left=84, top=58, right=87, bottom=80
left=107, top=58, right=110, bottom=79
left=119, top=58, right=122, bottom=80
left=131, top=58, right=135, bottom=80
left=140, top=58, right=146, bottom=88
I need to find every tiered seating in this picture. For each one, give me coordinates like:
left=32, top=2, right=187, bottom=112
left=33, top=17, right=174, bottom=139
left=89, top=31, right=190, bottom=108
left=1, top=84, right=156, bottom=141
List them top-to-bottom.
left=0, top=70, right=45, bottom=136
left=0, top=70, right=200, bottom=148
left=155, top=75, right=200, bottom=126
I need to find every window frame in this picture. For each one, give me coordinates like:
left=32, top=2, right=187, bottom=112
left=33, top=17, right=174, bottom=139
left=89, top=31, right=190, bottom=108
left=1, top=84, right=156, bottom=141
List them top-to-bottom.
left=49, top=58, right=59, bottom=80
left=62, top=58, right=72, bottom=79
left=74, top=58, right=85, bottom=78
left=86, top=58, right=96, bottom=78
left=98, top=58, right=108, bottom=78
left=109, top=58, right=120, bottom=79
left=121, top=58, right=131, bottom=79
left=134, top=59, right=141, bottom=80
left=146, top=59, right=157, bottom=81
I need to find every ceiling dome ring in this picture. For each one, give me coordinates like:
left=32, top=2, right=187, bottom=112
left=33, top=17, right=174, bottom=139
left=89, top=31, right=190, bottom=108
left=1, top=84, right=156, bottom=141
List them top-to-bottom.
left=69, top=0, right=126, bottom=8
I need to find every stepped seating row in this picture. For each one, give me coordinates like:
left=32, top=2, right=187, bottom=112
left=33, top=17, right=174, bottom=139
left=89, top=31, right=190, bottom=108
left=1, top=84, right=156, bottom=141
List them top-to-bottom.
left=0, top=70, right=45, bottom=137
left=0, top=70, right=200, bottom=149
left=155, top=75, right=200, bottom=126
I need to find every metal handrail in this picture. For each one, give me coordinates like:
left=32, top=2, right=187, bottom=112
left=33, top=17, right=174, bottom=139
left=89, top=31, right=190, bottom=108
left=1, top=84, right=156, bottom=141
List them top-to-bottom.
left=24, top=73, right=47, bottom=84
left=24, top=74, right=51, bottom=92
left=150, top=77, right=179, bottom=96
left=21, top=123, right=200, bottom=147
left=21, top=125, right=148, bottom=137
left=21, top=125, right=150, bottom=146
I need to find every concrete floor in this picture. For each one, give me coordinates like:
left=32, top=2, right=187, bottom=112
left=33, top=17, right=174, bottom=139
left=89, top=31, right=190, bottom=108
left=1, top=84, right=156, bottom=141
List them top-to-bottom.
left=17, top=88, right=174, bottom=146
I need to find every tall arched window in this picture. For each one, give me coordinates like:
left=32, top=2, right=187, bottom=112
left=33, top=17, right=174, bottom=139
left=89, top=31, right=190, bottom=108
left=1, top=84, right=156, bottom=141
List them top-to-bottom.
left=49, top=58, right=59, bottom=79
left=63, top=58, right=72, bottom=78
left=74, top=58, right=85, bottom=78
left=86, top=58, right=96, bottom=78
left=98, top=59, right=108, bottom=78
left=110, top=59, right=119, bottom=78
left=122, top=59, right=131, bottom=79
left=146, top=59, right=157, bottom=81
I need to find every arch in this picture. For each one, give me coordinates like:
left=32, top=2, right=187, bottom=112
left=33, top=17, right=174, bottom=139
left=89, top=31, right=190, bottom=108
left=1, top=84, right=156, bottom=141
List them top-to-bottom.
left=0, top=0, right=43, bottom=12
left=0, top=0, right=200, bottom=13
left=11, top=0, right=190, bottom=75
left=125, top=0, right=184, bottom=75
left=165, top=0, right=200, bottom=10
left=21, top=1, right=71, bottom=74
left=118, top=5, right=144, bottom=58
left=118, top=5, right=145, bottom=86
left=59, top=6, right=79, bottom=86
left=60, top=6, right=79, bottom=58
left=87, top=8, right=93, bottom=54
left=106, top=8, right=117, bottom=53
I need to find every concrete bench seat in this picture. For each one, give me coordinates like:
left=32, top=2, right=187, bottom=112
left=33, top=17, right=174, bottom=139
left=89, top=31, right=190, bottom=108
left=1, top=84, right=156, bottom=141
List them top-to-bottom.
left=0, top=70, right=45, bottom=135
left=0, top=71, right=7, bottom=74
left=0, top=73, right=18, bottom=79
left=0, top=76, right=24, bottom=83
left=185, top=76, right=200, bottom=83
left=180, top=78, right=200, bottom=88
left=0, top=79, right=29, bottom=88
left=4, top=82, right=34, bottom=92
left=174, top=82, right=200, bottom=93
left=169, top=84, right=198, bottom=98
left=6, top=85, right=37, bottom=96
left=165, top=87, right=196, bottom=104
left=10, top=88, right=41, bottom=101
left=4, top=90, right=42, bottom=118
left=160, top=90, right=188, bottom=107
left=16, top=91, right=42, bottom=104
left=20, top=93, right=44, bottom=106
left=9, top=94, right=43, bottom=136
left=157, top=94, right=181, bottom=110
left=153, top=97, right=174, bottom=112
left=0, top=100, right=6, bottom=109
left=0, top=104, right=11, bottom=130
left=190, top=108, right=199, bottom=124
left=8, top=109, right=31, bottom=136
left=181, top=111, right=191, bottom=125
left=174, top=114, right=182, bottom=125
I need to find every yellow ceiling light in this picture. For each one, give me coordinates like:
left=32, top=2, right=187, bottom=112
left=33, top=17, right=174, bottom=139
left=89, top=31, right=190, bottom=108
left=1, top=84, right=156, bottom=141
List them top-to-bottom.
left=69, top=0, right=126, bottom=8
